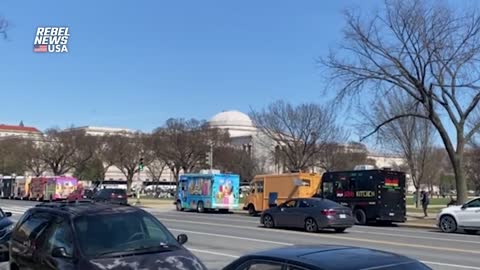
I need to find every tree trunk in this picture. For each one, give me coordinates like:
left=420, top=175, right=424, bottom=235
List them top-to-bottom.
left=453, top=154, right=468, bottom=204
left=126, top=173, right=134, bottom=194
left=415, top=187, right=420, bottom=209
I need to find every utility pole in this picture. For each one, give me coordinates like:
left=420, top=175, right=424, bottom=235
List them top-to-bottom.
left=209, top=144, right=213, bottom=171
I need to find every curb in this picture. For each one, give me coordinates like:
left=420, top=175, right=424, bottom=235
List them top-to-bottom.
left=398, top=223, right=437, bottom=229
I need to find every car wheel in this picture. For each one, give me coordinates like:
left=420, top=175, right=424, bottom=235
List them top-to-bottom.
left=176, top=201, right=184, bottom=211
left=197, top=201, right=205, bottom=213
left=248, top=204, right=256, bottom=216
left=354, top=209, right=367, bottom=225
left=263, top=214, right=275, bottom=228
left=439, top=215, right=457, bottom=233
left=305, top=217, right=318, bottom=233
left=334, top=228, right=347, bottom=233
left=464, top=229, right=478, bottom=235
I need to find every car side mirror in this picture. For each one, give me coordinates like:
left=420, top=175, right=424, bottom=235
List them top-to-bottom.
left=269, top=203, right=277, bottom=208
left=461, top=204, right=468, bottom=210
left=5, top=212, right=12, bottom=217
left=177, top=234, right=188, bottom=245
left=52, top=247, right=71, bottom=258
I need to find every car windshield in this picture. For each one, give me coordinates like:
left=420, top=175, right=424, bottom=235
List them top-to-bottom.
left=74, top=211, right=178, bottom=257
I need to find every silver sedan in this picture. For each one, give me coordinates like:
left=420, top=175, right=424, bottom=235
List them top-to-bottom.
left=260, top=198, right=355, bottom=233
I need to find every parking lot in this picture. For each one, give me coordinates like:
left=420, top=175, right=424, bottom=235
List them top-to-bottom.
left=1, top=199, right=480, bottom=270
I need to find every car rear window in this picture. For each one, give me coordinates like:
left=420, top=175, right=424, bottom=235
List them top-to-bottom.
left=108, top=189, right=126, bottom=194
left=309, top=199, right=341, bottom=208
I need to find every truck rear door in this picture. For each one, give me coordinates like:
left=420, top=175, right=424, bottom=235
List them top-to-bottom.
left=378, top=175, right=406, bottom=222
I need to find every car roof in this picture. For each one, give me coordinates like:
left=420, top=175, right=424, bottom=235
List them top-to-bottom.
left=32, top=200, right=140, bottom=218
left=251, top=245, right=419, bottom=270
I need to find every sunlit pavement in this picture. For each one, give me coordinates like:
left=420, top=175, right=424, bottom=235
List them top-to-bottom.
left=1, top=199, right=480, bottom=270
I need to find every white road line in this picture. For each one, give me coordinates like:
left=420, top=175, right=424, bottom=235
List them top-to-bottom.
left=160, top=218, right=480, bottom=255
left=170, top=228, right=292, bottom=246
left=350, top=229, right=480, bottom=245
left=187, top=248, right=240, bottom=258
left=421, top=261, right=480, bottom=270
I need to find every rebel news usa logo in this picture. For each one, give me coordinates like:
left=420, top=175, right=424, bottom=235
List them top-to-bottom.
left=33, top=27, right=70, bottom=53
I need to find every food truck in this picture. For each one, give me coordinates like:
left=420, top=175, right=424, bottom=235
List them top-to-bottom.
left=176, top=172, right=240, bottom=213
left=243, top=172, right=321, bottom=215
left=29, top=176, right=78, bottom=201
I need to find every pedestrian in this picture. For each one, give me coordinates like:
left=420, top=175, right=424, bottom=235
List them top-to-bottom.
left=421, top=190, right=430, bottom=217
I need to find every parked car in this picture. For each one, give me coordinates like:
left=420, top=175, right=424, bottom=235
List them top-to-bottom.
left=67, top=187, right=94, bottom=201
left=93, top=188, right=128, bottom=204
left=437, top=197, right=480, bottom=234
left=260, top=198, right=354, bottom=233
left=9, top=200, right=207, bottom=270
left=0, top=208, right=13, bottom=262
left=222, top=245, right=432, bottom=270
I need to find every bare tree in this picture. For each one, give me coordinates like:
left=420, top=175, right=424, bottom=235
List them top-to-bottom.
left=322, top=0, right=480, bottom=203
left=368, top=92, right=437, bottom=207
left=251, top=100, right=346, bottom=172
left=153, top=118, right=229, bottom=182
left=40, top=129, right=90, bottom=176
left=108, top=133, right=145, bottom=193
left=0, top=138, right=27, bottom=175
left=23, top=140, right=48, bottom=177
left=318, top=142, right=375, bottom=171
left=465, top=142, right=480, bottom=196
left=214, top=146, right=258, bottom=182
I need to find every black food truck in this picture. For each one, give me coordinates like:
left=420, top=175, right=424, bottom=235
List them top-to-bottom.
left=317, top=169, right=406, bottom=225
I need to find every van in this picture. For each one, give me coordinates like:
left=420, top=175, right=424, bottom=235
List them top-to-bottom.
left=243, top=172, right=321, bottom=215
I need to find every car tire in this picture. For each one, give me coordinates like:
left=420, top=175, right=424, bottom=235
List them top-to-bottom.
left=176, top=201, right=184, bottom=211
left=197, top=201, right=205, bottom=213
left=248, top=204, right=257, bottom=216
left=354, top=209, right=367, bottom=225
left=263, top=214, right=275, bottom=228
left=439, top=215, right=457, bottom=233
left=305, top=217, right=318, bottom=233
left=334, top=228, right=347, bottom=233
left=464, top=229, right=478, bottom=235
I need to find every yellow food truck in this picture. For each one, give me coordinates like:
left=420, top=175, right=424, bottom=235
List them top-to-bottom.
left=243, top=172, right=321, bottom=215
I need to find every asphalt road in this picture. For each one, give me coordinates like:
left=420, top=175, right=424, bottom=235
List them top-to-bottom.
left=1, top=199, right=480, bottom=270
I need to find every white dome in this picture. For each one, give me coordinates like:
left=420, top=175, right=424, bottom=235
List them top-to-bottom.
left=209, top=110, right=253, bottom=128
left=209, top=110, right=256, bottom=138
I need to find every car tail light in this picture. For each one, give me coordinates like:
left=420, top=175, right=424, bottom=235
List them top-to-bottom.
left=321, top=209, right=337, bottom=216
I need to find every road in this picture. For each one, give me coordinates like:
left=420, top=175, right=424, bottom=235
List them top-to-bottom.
left=1, top=199, right=480, bottom=270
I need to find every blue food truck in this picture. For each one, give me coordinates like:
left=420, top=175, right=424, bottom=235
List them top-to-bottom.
left=175, top=172, right=240, bottom=213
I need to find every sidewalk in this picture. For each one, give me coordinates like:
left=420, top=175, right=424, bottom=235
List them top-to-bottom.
left=401, top=212, right=437, bottom=229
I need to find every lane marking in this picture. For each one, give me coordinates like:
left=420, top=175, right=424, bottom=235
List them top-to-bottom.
left=158, top=212, right=480, bottom=245
left=160, top=218, right=480, bottom=255
left=170, top=229, right=292, bottom=246
left=350, top=229, right=480, bottom=245
left=187, top=248, right=239, bottom=258
left=421, top=261, right=480, bottom=270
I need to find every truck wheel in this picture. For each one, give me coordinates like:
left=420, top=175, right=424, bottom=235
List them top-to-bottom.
left=176, top=201, right=184, bottom=211
left=197, top=201, right=205, bottom=213
left=248, top=204, right=256, bottom=216
left=354, top=209, right=367, bottom=225
left=439, top=215, right=457, bottom=233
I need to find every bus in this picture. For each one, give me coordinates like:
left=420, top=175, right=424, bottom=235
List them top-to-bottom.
left=318, top=169, right=406, bottom=225
left=176, top=173, right=240, bottom=213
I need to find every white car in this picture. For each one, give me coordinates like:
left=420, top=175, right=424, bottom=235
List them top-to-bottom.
left=437, top=197, right=480, bottom=234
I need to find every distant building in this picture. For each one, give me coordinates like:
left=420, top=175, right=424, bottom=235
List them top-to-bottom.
left=0, top=123, right=42, bottom=140
left=66, top=126, right=134, bottom=136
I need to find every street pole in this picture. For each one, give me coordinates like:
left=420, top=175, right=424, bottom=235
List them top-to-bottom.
left=210, top=143, right=213, bottom=171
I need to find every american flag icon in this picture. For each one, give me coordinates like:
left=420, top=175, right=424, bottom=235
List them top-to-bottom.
left=33, top=44, right=47, bottom=53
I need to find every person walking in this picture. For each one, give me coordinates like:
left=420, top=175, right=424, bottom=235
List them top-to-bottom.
left=421, top=190, right=430, bottom=217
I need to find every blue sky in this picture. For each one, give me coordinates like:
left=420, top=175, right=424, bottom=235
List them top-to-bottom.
left=1, top=1, right=379, bottom=132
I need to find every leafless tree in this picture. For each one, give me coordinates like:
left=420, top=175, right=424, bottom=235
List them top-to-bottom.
left=322, top=0, right=480, bottom=203
left=367, top=92, right=437, bottom=206
left=251, top=100, right=346, bottom=172
left=153, top=118, right=229, bottom=182
left=40, top=129, right=91, bottom=176
left=108, top=133, right=145, bottom=193
left=141, top=134, right=167, bottom=190
left=0, top=138, right=27, bottom=175
left=23, top=140, right=48, bottom=177
left=318, top=142, right=375, bottom=172
left=465, top=142, right=480, bottom=195
left=214, top=146, right=258, bottom=182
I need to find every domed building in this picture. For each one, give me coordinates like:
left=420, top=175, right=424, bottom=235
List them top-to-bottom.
left=209, top=110, right=257, bottom=138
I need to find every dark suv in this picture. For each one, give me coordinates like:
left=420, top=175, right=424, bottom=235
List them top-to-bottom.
left=92, top=188, right=128, bottom=204
left=9, top=200, right=207, bottom=270
left=0, top=208, right=13, bottom=262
